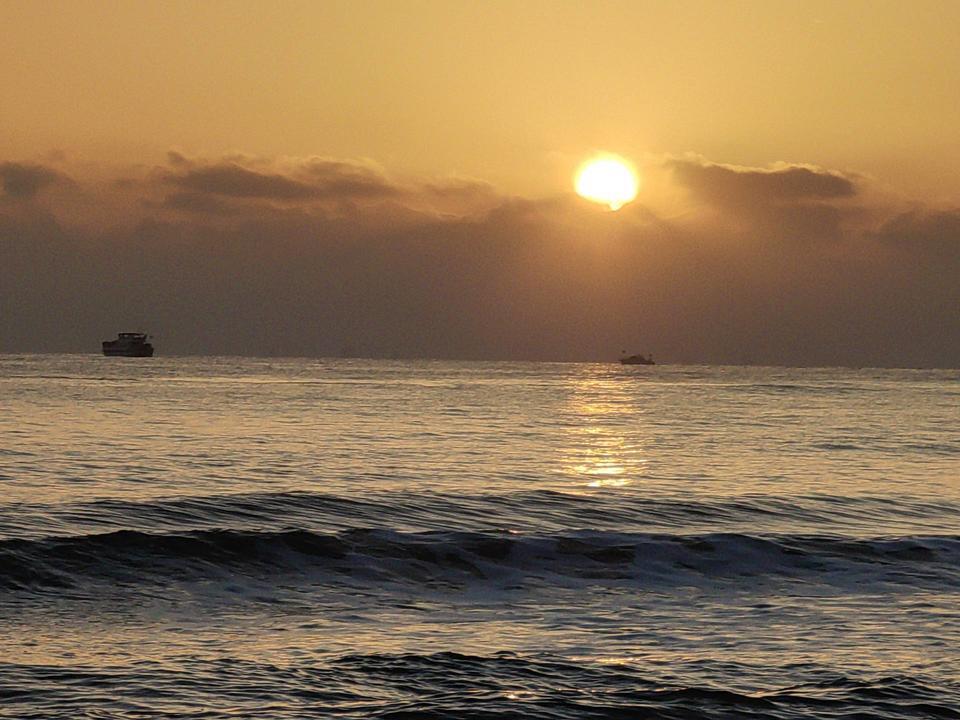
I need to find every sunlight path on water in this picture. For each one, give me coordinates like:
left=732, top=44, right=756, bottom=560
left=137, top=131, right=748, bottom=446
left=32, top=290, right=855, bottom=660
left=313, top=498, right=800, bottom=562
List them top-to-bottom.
left=0, top=355, right=958, bottom=718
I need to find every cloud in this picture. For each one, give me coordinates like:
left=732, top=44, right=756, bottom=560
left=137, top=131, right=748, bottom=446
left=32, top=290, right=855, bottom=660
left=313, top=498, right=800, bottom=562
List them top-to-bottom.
left=166, top=150, right=192, bottom=168
left=0, top=151, right=957, bottom=367
left=149, top=154, right=503, bottom=220
left=161, top=155, right=401, bottom=205
left=298, top=157, right=399, bottom=198
left=669, top=157, right=857, bottom=206
left=0, top=162, right=69, bottom=199
left=168, top=163, right=326, bottom=200
left=419, top=177, right=497, bottom=203
left=160, top=191, right=240, bottom=215
left=874, top=208, right=960, bottom=257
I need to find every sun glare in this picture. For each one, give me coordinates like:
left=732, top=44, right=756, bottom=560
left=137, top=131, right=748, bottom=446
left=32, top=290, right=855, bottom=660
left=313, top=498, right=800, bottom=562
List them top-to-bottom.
left=574, top=155, right=639, bottom=211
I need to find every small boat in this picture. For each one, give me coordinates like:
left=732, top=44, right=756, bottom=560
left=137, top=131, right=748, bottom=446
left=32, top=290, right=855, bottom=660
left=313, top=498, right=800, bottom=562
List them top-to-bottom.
left=102, top=332, right=154, bottom=357
left=619, top=352, right=655, bottom=365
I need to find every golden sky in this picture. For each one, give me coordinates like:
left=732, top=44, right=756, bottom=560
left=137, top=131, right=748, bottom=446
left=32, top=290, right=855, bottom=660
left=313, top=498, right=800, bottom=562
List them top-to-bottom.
left=3, top=0, right=960, bottom=200
left=2, top=1, right=959, bottom=365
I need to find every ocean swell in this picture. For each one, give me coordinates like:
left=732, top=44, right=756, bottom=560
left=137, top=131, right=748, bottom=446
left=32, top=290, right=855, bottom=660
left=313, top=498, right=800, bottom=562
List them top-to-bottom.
left=3, top=489, right=958, bottom=541
left=2, top=528, right=958, bottom=595
left=1, top=652, right=957, bottom=719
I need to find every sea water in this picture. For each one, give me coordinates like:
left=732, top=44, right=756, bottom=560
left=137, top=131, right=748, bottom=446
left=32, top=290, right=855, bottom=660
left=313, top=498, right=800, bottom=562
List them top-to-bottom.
left=1, top=355, right=958, bottom=718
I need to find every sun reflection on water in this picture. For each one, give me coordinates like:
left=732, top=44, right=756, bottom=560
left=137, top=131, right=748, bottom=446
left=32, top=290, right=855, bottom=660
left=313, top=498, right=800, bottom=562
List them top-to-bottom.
left=562, top=369, right=649, bottom=490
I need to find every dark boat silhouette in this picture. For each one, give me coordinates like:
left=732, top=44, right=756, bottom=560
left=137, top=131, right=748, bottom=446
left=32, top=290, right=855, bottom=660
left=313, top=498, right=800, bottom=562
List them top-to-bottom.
left=102, top=332, right=154, bottom=357
left=619, top=352, right=655, bottom=365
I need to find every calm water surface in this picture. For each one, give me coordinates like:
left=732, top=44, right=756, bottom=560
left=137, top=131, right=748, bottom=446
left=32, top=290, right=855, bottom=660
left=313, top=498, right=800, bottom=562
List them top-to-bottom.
left=1, top=355, right=958, bottom=718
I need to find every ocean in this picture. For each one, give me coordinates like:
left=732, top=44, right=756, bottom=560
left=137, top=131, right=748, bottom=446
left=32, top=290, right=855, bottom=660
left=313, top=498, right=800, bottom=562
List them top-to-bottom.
left=1, top=354, right=958, bottom=719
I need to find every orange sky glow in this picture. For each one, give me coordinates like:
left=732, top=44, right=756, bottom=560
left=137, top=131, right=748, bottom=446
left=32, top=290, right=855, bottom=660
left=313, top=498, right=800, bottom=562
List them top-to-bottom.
left=1, top=0, right=958, bottom=366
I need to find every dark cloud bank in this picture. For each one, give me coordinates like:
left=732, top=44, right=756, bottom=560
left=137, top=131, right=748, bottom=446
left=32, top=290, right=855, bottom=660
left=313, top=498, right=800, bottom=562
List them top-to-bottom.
left=1, top=154, right=957, bottom=367
left=0, top=162, right=70, bottom=198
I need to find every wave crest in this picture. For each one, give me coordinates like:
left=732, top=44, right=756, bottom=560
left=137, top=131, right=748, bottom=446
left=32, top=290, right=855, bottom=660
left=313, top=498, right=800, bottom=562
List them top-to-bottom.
left=2, top=528, right=958, bottom=594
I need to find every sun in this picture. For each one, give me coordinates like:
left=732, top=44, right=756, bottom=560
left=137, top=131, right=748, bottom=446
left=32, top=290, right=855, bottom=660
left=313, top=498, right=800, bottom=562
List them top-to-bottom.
left=574, top=155, right=639, bottom=211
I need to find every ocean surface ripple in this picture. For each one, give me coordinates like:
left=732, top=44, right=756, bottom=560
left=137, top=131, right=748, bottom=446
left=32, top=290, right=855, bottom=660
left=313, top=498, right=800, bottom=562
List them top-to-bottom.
left=1, top=355, right=958, bottom=718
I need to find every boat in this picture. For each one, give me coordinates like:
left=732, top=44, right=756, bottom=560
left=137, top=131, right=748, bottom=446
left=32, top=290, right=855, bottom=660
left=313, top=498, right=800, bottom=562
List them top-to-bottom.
left=102, top=332, right=154, bottom=357
left=619, top=352, right=655, bottom=365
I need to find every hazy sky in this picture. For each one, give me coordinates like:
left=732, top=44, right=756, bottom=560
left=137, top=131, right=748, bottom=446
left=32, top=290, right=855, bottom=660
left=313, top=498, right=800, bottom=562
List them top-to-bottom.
left=2, top=1, right=959, bottom=365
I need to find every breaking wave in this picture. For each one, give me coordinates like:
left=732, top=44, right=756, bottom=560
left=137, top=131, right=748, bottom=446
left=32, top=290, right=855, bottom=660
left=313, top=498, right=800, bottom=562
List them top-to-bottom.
left=2, top=527, right=958, bottom=595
